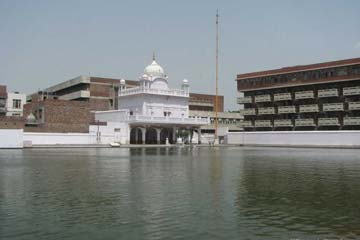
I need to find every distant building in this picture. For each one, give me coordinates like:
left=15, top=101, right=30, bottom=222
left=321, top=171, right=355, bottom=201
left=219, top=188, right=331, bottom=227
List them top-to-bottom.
left=236, top=57, right=360, bottom=131
left=27, top=76, right=138, bottom=112
left=0, top=85, right=7, bottom=116
left=6, top=92, right=26, bottom=117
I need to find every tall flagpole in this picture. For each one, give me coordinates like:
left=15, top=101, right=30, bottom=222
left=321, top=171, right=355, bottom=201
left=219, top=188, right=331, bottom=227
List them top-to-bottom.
left=214, top=9, right=219, bottom=144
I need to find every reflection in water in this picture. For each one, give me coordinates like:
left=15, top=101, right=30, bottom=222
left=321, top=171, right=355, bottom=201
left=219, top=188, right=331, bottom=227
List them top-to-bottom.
left=0, top=147, right=360, bottom=239
left=236, top=148, right=360, bottom=239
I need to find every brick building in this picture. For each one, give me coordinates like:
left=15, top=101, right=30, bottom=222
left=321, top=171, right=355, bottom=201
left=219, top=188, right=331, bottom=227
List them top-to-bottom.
left=237, top=57, right=360, bottom=131
left=27, top=76, right=139, bottom=111
left=0, top=85, right=7, bottom=116
left=189, top=93, right=224, bottom=112
left=23, top=99, right=90, bottom=133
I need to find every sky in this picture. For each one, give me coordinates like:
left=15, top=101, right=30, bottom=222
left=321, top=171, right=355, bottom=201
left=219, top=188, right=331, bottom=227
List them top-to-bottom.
left=1, top=0, right=360, bottom=110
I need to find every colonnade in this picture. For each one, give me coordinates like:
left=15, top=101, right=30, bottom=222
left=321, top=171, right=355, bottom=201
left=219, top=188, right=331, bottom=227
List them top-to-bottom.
left=130, top=126, right=201, bottom=144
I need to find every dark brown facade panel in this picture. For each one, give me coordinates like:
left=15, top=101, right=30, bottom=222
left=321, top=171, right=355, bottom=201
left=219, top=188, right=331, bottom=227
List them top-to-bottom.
left=237, top=57, right=360, bottom=79
left=238, top=74, right=360, bottom=92
left=0, top=85, right=7, bottom=98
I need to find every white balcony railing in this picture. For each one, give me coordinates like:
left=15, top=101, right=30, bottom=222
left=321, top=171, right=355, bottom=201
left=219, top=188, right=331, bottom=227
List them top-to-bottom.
left=343, top=86, right=360, bottom=96
left=119, top=87, right=188, bottom=97
left=318, top=88, right=338, bottom=98
left=295, top=91, right=314, bottom=100
left=274, top=93, right=292, bottom=101
left=254, top=94, right=271, bottom=103
left=237, top=96, right=252, bottom=104
left=348, top=102, right=360, bottom=110
left=322, top=103, right=344, bottom=112
left=299, top=104, right=319, bottom=113
left=278, top=106, right=296, bottom=114
left=258, top=107, right=275, bottom=115
left=239, top=108, right=256, bottom=116
left=127, top=115, right=209, bottom=125
left=343, top=117, right=360, bottom=125
left=318, top=118, right=340, bottom=126
left=274, top=119, right=293, bottom=127
left=295, top=119, right=315, bottom=126
left=255, top=120, right=272, bottom=128
left=238, top=121, right=253, bottom=127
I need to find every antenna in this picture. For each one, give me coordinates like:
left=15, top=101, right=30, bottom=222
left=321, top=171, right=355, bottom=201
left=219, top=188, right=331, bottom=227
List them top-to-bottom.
left=214, top=9, right=219, bottom=144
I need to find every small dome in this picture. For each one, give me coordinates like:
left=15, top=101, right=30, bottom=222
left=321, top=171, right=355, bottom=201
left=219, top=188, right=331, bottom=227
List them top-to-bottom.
left=144, top=53, right=165, bottom=78
left=144, top=60, right=164, bottom=78
left=141, top=74, right=150, bottom=81
left=120, top=78, right=126, bottom=85
left=182, top=79, right=189, bottom=85
left=26, top=113, right=36, bottom=122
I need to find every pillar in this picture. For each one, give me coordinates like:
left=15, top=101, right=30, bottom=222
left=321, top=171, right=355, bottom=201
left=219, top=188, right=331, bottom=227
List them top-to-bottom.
left=172, top=127, right=177, bottom=144
left=141, top=128, right=146, bottom=144
left=156, top=128, right=161, bottom=144
left=197, top=128, right=201, bottom=144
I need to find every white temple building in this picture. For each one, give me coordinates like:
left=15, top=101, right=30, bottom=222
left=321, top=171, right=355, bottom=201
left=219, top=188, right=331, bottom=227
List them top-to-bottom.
left=94, top=55, right=209, bottom=144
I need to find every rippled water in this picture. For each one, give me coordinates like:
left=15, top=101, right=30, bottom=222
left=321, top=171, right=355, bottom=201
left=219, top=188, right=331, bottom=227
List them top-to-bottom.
left=1, top=147, right=360, bottom=239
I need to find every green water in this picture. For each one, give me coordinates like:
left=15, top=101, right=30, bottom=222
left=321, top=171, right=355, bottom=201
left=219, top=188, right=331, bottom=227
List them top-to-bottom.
left=1, top=147, right=360, bottom=239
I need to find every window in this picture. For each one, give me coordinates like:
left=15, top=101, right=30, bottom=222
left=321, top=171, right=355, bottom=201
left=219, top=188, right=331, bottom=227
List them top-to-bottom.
left=13, top=99, right=21, bottom=109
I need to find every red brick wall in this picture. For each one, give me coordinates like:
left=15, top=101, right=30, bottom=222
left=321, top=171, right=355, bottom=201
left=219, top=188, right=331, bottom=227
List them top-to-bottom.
left=89, top=98, right=111, bottom=111
left=23, top=99, right=90, bottom=133
left=0, top=116, right=24, bottom=129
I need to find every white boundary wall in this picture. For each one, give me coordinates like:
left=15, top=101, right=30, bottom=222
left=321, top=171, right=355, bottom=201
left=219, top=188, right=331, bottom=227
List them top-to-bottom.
left=89, top=122, right=129, bottom=145
left=0, top=129, right=23, bottom=148
left=225, top=131, right=360, bottom=147
left=23, top=132, right=97, bottom=145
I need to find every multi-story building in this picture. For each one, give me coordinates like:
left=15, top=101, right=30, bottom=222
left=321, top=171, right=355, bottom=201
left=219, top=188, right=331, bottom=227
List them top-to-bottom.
left=236, top=57, right=360, bottom=131
left=27, top=76, right=138, bottom=112
left=0, top=85, right=7, bottom=116
left=6, top=92, right=26, bottom=117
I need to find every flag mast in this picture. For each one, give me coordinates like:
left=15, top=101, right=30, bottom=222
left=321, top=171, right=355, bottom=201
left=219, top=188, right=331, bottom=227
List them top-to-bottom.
left=214, top=9, right=219, bottom=144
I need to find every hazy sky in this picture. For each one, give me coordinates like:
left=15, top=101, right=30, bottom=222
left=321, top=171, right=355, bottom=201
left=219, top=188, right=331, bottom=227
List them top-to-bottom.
left=1, top=0, right=360, bottom=110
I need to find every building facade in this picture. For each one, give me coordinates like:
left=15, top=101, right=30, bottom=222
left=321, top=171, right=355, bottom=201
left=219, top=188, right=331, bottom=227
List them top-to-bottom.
left=95, top=56, right=208, bottom=144
left=237, top=57, right=360, bottom=131
left=0, top=85, right=6, bottom=116
left=6, top=92, right=26, bottom=117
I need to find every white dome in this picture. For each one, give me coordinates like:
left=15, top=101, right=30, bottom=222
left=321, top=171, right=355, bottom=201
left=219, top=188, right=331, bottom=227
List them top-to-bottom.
left=144, top=54, right=165, bottom=78
left=120, top=78, right=126, bottom=85
left=182, top=79, right=189, bottom=84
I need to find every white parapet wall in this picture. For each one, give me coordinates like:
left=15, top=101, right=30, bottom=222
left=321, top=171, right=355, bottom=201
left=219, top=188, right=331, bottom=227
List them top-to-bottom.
left=89, top=122, right=130, bottom=145
left=0, top=129, right=24, bottom=148
left=225, top=131, right=360, bottom=148
left=23, top=132, right=97, bottom=146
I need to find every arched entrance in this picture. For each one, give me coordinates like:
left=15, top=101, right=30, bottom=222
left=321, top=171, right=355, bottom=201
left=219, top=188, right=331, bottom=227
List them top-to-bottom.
left=130, top=127, right=142, bottom=144
left=145, top=128, right=157, bottom=144
left=160, top=128, right=174, bottom=144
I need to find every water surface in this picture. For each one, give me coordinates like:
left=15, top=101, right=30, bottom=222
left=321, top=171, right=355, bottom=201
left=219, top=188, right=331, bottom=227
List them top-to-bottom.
left=1, top=147, right=360, bottom=239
